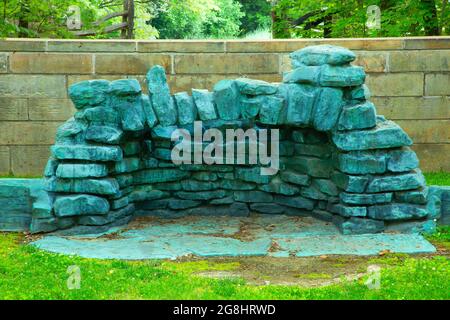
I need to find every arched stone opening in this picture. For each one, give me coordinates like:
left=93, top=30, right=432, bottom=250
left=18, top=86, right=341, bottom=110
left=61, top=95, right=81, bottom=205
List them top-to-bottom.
left=38, top=45, right=439, bottom=235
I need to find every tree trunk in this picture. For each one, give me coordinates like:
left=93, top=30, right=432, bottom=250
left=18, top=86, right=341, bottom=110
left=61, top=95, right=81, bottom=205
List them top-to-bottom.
left=17, top=1, right=29, bottom=37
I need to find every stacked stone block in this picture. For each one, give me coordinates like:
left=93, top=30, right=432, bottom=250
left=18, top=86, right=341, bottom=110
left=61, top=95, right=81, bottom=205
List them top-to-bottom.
left=36, top=44, right=441, bottom=235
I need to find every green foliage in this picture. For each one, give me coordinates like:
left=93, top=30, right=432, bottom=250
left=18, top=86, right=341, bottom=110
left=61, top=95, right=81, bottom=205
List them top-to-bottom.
left=0, top=0, right=103, bottom=38
left=0, top=0, right=158, bottom=39
left=151, top=0, right=244, bottom=39
left=237, top=0, right=272, bottom=36
left=273, top=0, right=449, bottom=38
left=424, top=172, right=450, bottom=186
left=0, top=232, right=449, bottom=299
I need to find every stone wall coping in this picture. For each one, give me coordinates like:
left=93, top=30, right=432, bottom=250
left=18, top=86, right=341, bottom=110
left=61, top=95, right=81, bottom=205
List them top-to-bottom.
left=0, top=36, right=449, bottom=53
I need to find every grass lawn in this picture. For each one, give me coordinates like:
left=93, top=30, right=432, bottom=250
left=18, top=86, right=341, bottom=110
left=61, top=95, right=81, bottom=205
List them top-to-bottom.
left=424, top=172, right=450, bottom=186
left=0, top=227, right=448, bottom=300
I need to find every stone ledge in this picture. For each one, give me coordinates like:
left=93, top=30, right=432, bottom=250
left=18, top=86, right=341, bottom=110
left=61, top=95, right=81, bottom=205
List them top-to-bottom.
left=0, top=37, right=449, bottom=54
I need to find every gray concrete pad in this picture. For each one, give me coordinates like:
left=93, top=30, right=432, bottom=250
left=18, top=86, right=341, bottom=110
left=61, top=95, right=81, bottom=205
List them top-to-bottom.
left=31, top=215, right=436, bottom=260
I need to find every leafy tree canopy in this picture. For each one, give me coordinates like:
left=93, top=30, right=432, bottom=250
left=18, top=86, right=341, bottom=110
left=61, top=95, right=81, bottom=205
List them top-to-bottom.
left=272, top=0, right=449, bottom=38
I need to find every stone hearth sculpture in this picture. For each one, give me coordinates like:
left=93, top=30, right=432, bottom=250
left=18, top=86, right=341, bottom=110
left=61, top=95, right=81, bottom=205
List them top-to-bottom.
left=35, top=45, right=441, bottom=234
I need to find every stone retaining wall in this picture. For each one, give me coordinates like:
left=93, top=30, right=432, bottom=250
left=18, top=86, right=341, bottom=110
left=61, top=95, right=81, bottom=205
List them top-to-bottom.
left=0, top=37, right=449, bottom=176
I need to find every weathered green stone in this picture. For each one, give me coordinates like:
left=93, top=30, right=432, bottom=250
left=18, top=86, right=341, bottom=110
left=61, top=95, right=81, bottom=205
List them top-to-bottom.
left=290, top=45, right=356, bottom=67
left=147, top=65, right=177, bottom=126
left=319, top=65, right=366, bottom=87
left=283, top=66, right=321, bottom=85
left=235, top=78, right=278, bottom=95
left=109, top=79, right=141, bottom=96
left=68, top=80, right=110, bottom=109
left=214, top=80, right=241, bottom=120
left=279, top=83, right=316, bottom=126
left=349, top=84, right=370, bottom=101
left=313, top=87, right=343, bottom=131
left=192, top=89, right=217, bottom=121
left=174, top=92, right=197, bottom=125
left=141, top=94, right=158, bottom=128
left=258, top=95, right=284, bottom=125
left=240, top=97, right=261, bottom=119
left=120, top=101, right=145, bottom=132
left=338, top=102, right=377, bottom=131
left=76, top=106, right=121, bottom=125
left=56, top=118, right=86, bottom=140
left=332, top=120, right=413, bottom=151
left=85, top=125, right=123, bottom=144
left=151, top=125, right=178, bottom=141
left=291, top=130, right=305, bottom=143
left=122, top=141, right=141, bottom=156
left=279, top=141, right=295, bottom=156
left=294, top=144, right=331, bottom=158
left=51, top=145, right=123, bottom=162
left=153, top=148, right=172, bottom=161
left=387, top=149, right=419, bottom=172
left=337, top=151, right=386, bottom=174
left=286, top=156, right=331, bottom=178
left=114, top=157, right=140, bottom=173
left=141, top=157, right=159, bottom=169
left=44, top=158, right=59, bottom=177
left=56, top=163, right=108, bottom=178
left=180, top=164, right=233, bottom=172
left=235, top=167, right=271, bottom=184
left=134, top=169, right=189, bottom=184
left=366, top=170, right=425, bottom=193
left=280, top=171, right=310, bottom=186
left=331, top=171, right=368, bottom=193
left=192, top=172, right=218, bottom=181
left=115, top=174, right=133, bottom=188
left=46, top=177, right=120, bottom=195
left=219, top=179, right=256, bottom=190
left=312, top=179, right=339, bottom=196
left=181, top=180, right=218, bottom=191
left=258, top=181, right=300, bottom=196
left=301, top=186, right=327, bottom=200
left=426, top=186, right=443, bottom=219
left=129, top=187, right=168, bottom=202
left=395, top=188, right=428, bottom=204
left=176, top=190, right=227, bottom=201
left=233, top=191, right=273, bottom=203
left=340, top=192, right=393, bottom=205
left=54, top=194, right=110, bottom=217
left=274, top=195, right=315, bottom=210
left=111, top=196, right=129, bottom=210
left=209, top=196, right=234, bottom=205
left=168, top=199, right=201, bottom=210
left=187, top=203, right=249, bottom=217
left=250, top=203, right=285, bottom=214
left=78, top=204, right=134, bottom=226
left=329, top=204, right=367, bottom=217
left=368, top=204, right=428, bottom=220
left=311, top=209, right=334, bottom=222
left=333, top=216, right=384, bottom=235
left=30, top=217, right=58, bottom=233
left=385, top=219, right=436, bottom=235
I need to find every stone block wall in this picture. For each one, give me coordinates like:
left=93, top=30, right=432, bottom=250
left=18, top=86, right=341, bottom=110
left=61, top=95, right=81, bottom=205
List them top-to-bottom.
left=0, top=37, right=449, bottom=176
left=31, top=44, right=441, bottom=235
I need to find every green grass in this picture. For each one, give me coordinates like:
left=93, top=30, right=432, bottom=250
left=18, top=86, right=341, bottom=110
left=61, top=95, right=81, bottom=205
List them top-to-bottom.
left=424, top=172, right=450, bottom=186
left=0, top=232, right=448, bottom=300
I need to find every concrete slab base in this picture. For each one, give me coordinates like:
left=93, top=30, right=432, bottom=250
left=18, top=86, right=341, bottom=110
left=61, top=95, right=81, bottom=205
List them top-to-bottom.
left=31, top=215, right=436, bottom=260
